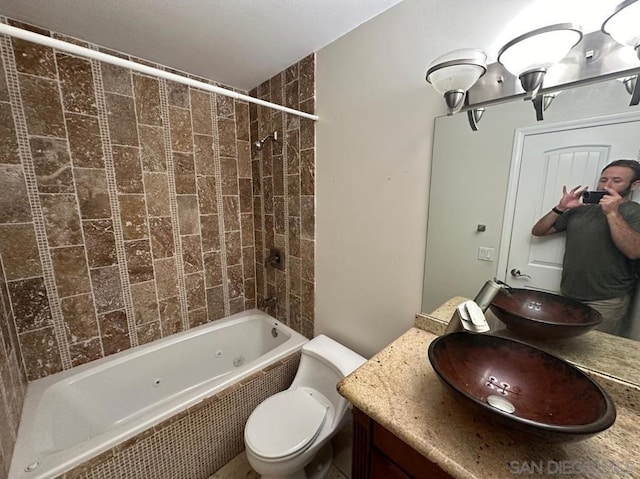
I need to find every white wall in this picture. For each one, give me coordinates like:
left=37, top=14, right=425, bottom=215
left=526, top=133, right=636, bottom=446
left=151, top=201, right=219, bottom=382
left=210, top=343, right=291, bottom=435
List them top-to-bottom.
left=314, top=0, right=533, bottom=358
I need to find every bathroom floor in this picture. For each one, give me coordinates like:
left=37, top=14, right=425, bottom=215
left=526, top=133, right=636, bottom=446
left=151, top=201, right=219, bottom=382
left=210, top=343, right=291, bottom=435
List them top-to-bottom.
left=209, top=420, right=352, bottom=479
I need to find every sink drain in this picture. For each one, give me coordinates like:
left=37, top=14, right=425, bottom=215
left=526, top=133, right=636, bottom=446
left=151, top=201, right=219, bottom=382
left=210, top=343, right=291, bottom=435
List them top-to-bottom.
left=487, top=395, right=515, bottom=414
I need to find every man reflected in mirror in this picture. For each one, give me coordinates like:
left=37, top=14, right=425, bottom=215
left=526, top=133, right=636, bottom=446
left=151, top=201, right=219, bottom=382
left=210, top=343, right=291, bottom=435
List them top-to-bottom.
left=531, top=159, right=640, bottom=335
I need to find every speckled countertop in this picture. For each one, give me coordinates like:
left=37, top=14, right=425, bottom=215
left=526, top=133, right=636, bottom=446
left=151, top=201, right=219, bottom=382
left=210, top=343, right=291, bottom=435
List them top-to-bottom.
left=417, top=297, right=640, bottom=394
left=337, top=301, right=640, bottom=478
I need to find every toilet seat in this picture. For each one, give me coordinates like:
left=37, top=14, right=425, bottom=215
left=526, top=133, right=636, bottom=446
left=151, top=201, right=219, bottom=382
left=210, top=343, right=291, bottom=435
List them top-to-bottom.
left=245, top=389, right=329, bottom=459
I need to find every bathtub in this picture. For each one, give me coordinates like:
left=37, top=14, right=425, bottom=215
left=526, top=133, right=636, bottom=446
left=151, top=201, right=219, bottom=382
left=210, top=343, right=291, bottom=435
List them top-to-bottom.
left=9, top=309, right=308, bottom=479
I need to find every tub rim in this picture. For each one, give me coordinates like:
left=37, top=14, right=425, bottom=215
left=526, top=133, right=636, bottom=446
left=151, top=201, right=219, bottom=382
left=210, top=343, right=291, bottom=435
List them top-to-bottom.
left=10, top=308, right=308, bottom=479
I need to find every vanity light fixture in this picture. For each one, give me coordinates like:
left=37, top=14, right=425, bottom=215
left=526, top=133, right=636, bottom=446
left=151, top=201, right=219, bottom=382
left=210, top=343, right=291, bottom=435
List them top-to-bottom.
left=602, top=0, right=640, bottom=59
left=603, top=0, right=640, bottom=105
left=425, top=6, right=640, bottom=129
left=497, top=24, right=583, bottom=100
left=425, top=49, right=487, bottom=114
left=620, top=75, right=637, bottom=94
left=621, top=75, right=640, bottom=105
left=532, top=91, right=562, bottom=121
left=542, top=91, right=560, bottom=110
left=464, top=94, right=485, bottom=131
left=467, top=107, right=485, bottom=131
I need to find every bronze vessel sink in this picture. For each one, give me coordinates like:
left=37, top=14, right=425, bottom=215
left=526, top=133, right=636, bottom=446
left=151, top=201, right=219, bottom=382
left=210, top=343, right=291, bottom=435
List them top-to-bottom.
left=489, top=288, right=602, bottom=340
left=428, top=332, right=616, bottom=443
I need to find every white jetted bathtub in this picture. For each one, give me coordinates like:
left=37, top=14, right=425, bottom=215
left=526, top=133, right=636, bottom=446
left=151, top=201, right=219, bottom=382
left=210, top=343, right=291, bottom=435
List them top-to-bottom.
left=9, top=309, right=308, bottom=479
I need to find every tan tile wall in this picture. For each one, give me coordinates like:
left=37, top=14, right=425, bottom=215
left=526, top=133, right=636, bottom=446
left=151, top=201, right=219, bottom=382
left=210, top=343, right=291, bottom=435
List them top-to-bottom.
left=0, top=16, right=315, bottom=476
left=0, top=20, right=32, bottom=476
left=250, top=57, right=316, bottom=336
left=0, top=254, right=27, bottom=478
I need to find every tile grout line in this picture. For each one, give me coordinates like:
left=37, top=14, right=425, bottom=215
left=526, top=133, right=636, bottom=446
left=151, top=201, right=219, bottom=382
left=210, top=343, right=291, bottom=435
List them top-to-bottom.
left=0, top=33, right=73, bottom=369
left=89, top=53, right=139, bottom=348
left=158, top=79, right=190, bottom=331
left=281, top=79, right=291, bottom=326
left=209, top=91, right=231, bottom=317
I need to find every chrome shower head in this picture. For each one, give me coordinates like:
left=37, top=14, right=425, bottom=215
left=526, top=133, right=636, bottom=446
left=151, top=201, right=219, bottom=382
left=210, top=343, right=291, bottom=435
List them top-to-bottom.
left=253, top=131, right=279, bottom=151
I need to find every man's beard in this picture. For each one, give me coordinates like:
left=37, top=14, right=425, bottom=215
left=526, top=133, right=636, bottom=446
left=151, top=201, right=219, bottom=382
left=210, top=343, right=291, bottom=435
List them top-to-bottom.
left=619, top=183, right=634, bottom=198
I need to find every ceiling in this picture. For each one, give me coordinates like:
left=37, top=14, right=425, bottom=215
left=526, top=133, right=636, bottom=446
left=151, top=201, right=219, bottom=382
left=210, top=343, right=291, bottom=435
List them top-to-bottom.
left=0, top=0, right=403, bottom=91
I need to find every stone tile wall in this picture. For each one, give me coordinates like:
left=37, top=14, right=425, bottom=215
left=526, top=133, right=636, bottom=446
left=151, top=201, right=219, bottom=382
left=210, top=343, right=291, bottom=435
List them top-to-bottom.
left=0, top=17, right=315, bottom=477
left=250, top=58, right=316, bottom=336
left=0, top=256, right=27, bottom=479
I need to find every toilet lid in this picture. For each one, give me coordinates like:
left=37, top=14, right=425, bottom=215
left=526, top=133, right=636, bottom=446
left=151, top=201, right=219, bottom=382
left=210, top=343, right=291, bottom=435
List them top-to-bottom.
left=245, top=389, right=329, bottom=459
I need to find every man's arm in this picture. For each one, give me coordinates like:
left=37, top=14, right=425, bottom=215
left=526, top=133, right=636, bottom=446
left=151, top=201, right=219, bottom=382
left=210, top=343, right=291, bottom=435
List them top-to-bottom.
left=531, top=185, right=585, bottom=237
left=601, top=188, right=640, bottom=259
left=531, top=211, right=560, bottom=236
left=605, top=212, right=640, bottom=259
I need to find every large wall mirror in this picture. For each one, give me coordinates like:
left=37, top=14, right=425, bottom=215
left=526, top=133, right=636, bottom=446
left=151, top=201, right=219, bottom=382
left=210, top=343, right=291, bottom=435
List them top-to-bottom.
left=422, top=77, right=640, bottom=337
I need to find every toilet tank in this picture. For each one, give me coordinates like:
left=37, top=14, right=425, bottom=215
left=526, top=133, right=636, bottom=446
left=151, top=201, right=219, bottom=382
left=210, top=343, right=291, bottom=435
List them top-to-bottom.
left=290, top=335, right=366, bottom=422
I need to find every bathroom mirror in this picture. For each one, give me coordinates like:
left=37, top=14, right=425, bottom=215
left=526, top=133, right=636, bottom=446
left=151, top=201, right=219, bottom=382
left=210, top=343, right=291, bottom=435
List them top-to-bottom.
left=422, top=77, right=640, bottom=382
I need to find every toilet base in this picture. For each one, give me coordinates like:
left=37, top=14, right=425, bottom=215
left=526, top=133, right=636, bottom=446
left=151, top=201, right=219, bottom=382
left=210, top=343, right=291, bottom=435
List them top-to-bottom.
left=256, top=442, right=334, bottom=479
left=304, top=442, right=333, bottom=479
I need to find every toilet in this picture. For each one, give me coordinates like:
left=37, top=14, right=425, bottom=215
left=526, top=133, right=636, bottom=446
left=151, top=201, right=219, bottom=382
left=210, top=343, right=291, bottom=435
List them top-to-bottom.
left=244, top=335, right=366, bottom=479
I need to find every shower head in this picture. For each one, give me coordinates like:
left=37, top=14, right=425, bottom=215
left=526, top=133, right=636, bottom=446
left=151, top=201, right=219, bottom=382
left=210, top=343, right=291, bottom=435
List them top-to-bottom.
left=253, top=131, right=279, bottom=151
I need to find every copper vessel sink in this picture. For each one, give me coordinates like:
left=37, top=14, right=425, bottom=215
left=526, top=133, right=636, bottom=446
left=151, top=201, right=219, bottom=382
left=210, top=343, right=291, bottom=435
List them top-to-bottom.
left=489, top=288, right=602, bottom=340
left=428, top=332, right=616, bottom=443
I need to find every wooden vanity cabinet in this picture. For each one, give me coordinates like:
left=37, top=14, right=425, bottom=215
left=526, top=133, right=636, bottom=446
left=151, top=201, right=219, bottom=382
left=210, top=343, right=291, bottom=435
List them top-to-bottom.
left=352, top=407, right=453, bottom=479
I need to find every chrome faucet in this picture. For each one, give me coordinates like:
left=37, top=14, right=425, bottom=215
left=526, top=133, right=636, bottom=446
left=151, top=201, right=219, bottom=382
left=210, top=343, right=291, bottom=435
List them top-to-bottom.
left=445, top=279, right=504, bottom=334
left=445, top=300, right=491, bottom=334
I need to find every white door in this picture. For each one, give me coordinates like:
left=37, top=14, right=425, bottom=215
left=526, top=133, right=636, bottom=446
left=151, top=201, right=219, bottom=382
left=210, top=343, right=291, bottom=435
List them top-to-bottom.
left=504, top=118, right=640, bottom=292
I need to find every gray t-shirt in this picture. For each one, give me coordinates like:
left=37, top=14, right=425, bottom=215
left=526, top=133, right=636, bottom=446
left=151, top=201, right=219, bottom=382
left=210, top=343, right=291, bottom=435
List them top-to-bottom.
left=553, top=202, right=640, bottom=301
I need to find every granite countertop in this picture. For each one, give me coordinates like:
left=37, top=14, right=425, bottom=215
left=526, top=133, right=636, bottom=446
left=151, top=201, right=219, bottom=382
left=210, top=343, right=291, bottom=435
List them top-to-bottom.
left=415, top=296, right=640, bottom=390
left=417, top=297, right=640, bottom=407
left=338, top=322, right=640, bottom=478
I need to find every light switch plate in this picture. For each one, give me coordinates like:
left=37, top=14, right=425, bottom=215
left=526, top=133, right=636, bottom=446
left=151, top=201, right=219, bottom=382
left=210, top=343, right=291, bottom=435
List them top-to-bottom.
left=478, top=247, right=494, bottom=262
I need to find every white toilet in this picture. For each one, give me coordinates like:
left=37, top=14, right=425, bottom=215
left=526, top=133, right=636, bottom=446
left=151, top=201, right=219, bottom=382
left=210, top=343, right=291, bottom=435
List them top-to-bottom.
left=244, top=335, right=366, bottom=479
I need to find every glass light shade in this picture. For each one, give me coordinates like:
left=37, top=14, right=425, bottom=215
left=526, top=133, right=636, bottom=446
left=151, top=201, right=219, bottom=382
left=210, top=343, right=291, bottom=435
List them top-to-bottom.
left=602, top=0, right=640, bottom=51
left=498, top=24, right=583, bottom=77
left=426, top=49, right=487, bottom=95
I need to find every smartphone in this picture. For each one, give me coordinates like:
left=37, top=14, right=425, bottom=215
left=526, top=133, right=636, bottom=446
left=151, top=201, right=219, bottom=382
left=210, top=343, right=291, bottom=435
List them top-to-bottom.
left=582, top=190, right=608, bottom=204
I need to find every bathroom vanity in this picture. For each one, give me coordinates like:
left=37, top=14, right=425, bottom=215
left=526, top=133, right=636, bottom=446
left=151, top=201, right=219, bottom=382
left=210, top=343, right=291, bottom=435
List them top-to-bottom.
left=337, top=299, right=640, bottom=479
left=351, top=406, right=451, bottom=479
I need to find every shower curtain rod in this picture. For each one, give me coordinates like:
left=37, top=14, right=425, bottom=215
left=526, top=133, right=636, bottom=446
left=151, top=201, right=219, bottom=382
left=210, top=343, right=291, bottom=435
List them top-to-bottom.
left=0, top=23, right=319, bottom=121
